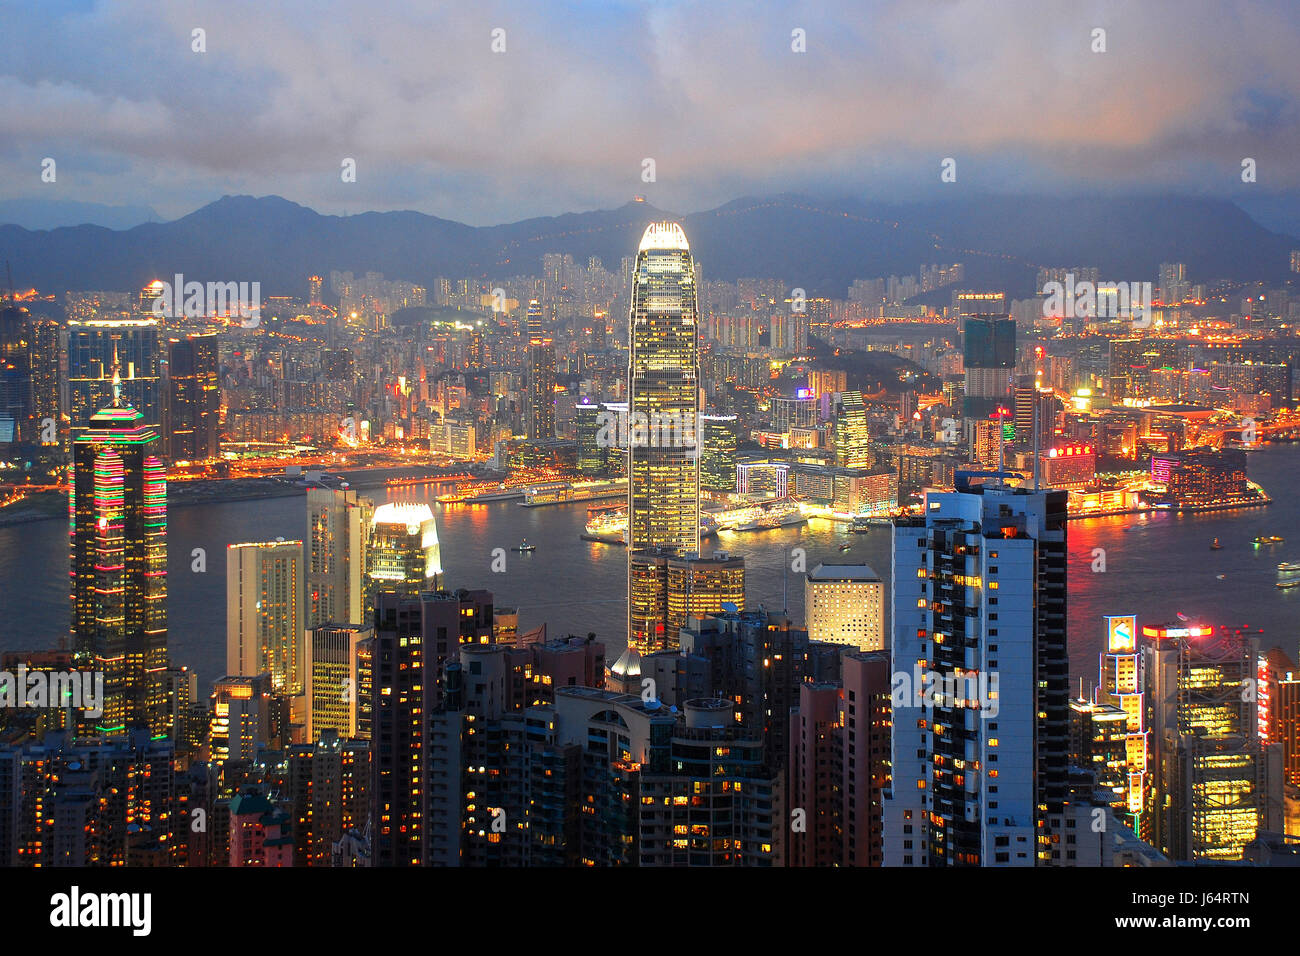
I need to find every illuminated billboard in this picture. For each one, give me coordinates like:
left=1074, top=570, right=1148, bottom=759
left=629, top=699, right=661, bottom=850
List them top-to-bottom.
left=1106, top=615, right=1136, bottom=652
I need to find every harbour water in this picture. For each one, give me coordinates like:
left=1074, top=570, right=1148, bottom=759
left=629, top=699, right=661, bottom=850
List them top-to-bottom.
left=3, top=445, right=1299, bottom=691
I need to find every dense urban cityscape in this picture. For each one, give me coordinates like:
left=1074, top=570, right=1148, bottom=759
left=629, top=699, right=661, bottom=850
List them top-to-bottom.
left=4, top=1, right=1300, bottom=938
left=5, top=215, right=1299, bottom=872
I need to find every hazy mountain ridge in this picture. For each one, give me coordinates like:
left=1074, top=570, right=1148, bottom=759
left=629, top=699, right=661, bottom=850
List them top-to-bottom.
left=0, top=193, right=1294, bottom=299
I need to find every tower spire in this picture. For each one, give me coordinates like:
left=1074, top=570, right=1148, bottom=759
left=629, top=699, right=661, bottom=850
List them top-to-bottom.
left=110, top=343, right=124, bottom=407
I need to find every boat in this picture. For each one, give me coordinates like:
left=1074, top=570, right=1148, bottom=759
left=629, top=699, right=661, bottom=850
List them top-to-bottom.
left=732, top=499, right=807, bottom=532
left=581, top=509, right=718, bottom=545
left=850, top=516, right=872, bottom=533
left=1253, top=535, right=1284, bottom=545
left=1210, top=538, right=1223, bottom=550
left=512, top=539, right=536, bottom=553
left=839, top=544, right=852, bottom=553
left=1278, top=562, right=1300, bottom=573
left=1216, top=574, right=1226, bottom=580
left=1278, top=579, right=1300, bottom=590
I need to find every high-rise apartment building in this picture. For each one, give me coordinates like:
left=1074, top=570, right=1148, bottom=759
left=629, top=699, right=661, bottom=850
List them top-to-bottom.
left=70, top=383, right=168, bottom=736
left=886, top=480, right=1070, bottom=866
left=306, top=488, right=374, bottom=628
left=227, top=540, right=306, bottom=697
left=370, top=588, right=495, bottom=866
left=370, top=593, right=428, bottom=867
left=788, top=651, right=892, bottom=866
left=209, top=673, right=285, bottom=766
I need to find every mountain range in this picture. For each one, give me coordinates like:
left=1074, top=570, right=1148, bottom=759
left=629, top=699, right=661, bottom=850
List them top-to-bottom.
left=0, top=193, right=1295, bottom=300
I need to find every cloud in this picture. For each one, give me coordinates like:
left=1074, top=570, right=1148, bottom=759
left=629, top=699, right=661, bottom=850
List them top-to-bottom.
left=1, top=0, right=1298, bottom=223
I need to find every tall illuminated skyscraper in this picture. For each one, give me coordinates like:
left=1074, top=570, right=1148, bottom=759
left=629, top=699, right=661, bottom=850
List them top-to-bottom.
left=627, top=222, right=701, bottom=652
left=526, top=299, right=556, bottom=440
left=0, top=305, right=34, bottom=444
left=961, top=315, right=1015, bottom=419
left=67, top=317, right=162, bottom=443
left=164, top=333, right=220, bottom=461
left=70, top=370, right=168, bottom=736
left=832, top=390, right=872, bottom=469
left=700, top=414, right=739, bottom=492
left=307, top=487, right=374, bottom=627
left=367, top=502, right=442, bottom=598
left=227, top=540, right=306, bottom=696
left=629, top=549, right=746, bottom=653
left=1097, top=614, right=1145, bottom=830
left=306, top=622, right=373, bottom=742
left=1141, top=622, right=1267, bottom=861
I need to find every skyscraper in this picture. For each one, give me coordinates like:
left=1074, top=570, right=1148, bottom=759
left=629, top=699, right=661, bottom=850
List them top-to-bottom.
left=627, top=222, right=701, bottom=651
left=526, top=299, right=556, bottom=440
left=0, top=306, right=33, bottom=444
left=961, top=316, right=1016, bottom=419
left=67, top=318, right=162, bottom=443
left=164, top=333, right=220, bottom=461
left=69, top=375, right=168, bottom=736
left=832, top=391, right=872, bottom=469
left=699, top=413, right=739, bottom=492
left=886, top=480, right=1070, bottom=866
left=306, top=487, right=374, bottom=628
left=367, top=502, right=442, bottom=598
left=227, top=540, right=306, bottom=697
left=628, top=550, right=746, bottom=653
left=1097, top=614, right=1145, bottom=830
left=305, top=622, right=373, bottom=742
left=1141, top=622, right=1267, bottom=861
left=788, top=651, right=892, bottom=866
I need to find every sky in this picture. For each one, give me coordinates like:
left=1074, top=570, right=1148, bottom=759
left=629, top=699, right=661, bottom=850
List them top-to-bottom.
left=2, top=0, right=1300, bottom=227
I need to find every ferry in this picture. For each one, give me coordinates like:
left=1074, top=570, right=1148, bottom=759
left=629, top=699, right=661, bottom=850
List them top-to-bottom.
left=732, top=499, right=808, bottom=532
left=582, top=508, right=629, bottom=544
left=581, top=509, right=719, bottom=545
left=850, top=515, right=872, bottom=533
left=1253, top=535, right=1284, bottom=545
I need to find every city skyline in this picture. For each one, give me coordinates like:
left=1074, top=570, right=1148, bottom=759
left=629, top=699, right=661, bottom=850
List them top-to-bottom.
left=4, top=4, right=1300, bottom=905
